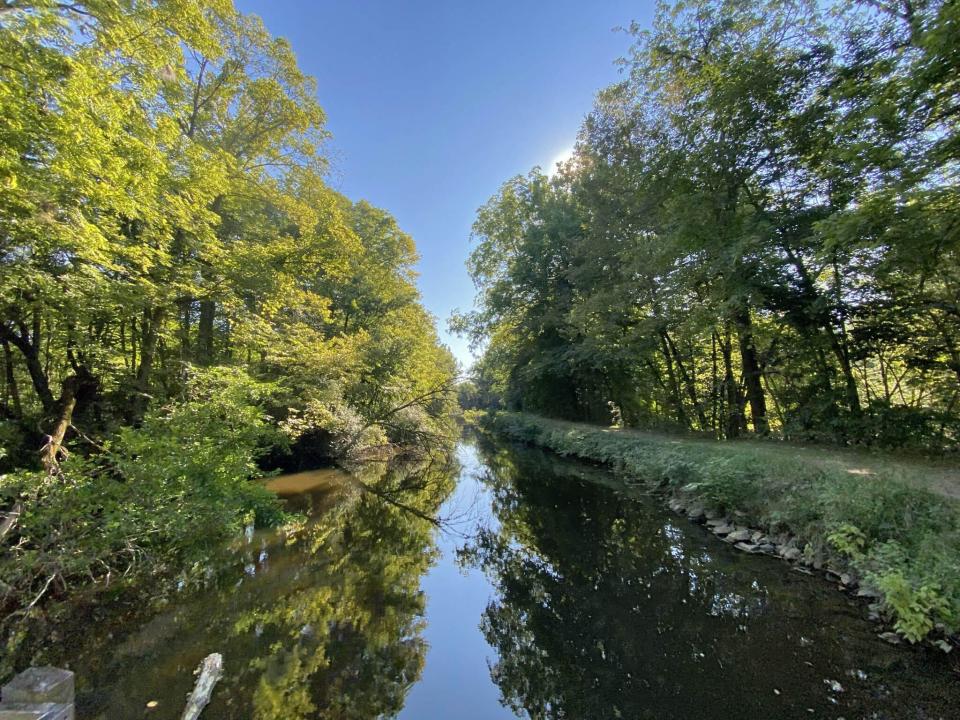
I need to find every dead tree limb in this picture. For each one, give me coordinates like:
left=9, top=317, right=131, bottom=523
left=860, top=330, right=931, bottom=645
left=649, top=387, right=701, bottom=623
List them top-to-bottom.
left=181, top=653, right=223, bottom=720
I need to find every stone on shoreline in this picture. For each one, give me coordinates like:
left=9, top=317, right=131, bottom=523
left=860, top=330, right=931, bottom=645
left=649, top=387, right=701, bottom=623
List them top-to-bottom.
left=657, top=486, right=934, bottom=651
left=687, top=505, right=707, bottom=523
left=726, top=528, right=751, bottom=543
left=734, top=541, right=776, bottom=555
left=780, top=547, right=802, bottom=562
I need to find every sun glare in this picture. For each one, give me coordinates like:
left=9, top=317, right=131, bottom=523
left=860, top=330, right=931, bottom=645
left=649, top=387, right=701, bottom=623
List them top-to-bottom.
left=547, top=148, right=573, bottom=176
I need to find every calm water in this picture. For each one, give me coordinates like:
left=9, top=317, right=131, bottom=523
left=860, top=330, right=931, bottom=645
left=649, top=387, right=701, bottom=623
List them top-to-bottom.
left=36, top=436, right=959, bottom=718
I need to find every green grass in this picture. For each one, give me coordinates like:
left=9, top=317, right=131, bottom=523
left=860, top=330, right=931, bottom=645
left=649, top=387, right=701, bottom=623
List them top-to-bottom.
left=480, top=411, right=960, bottom=643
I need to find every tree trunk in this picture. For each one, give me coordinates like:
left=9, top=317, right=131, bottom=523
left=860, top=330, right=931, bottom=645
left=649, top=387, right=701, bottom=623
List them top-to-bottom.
left=781, top=245, right=856, bottom=412
left=831, top=258, right=861, bottom=415
left=179, top=297, right=193, bottom=359
left=197, top=299, right=215, bottom=365
left=130, top=306, right=165, bottom=420
left=136, top=306, right=165, bottom=390
left=735, top=309, right=769, bottom=435
left=130, top=316, right=138, bottom=372
left=0, top=323, right=55, bottom=412
left=826, top=326, right=862, bottom=415
left=720, top=329, right=742, bottom=438
left=710, top=331, right=720, bottom=435
left=658, top=332, right=688, bottom=428
left=665, top=332, right=708, bottom=429
left=2, top=339, right=22, bottom=418
left=24, top=341, right=54, bottom=412
left=40, top=375, right=79, bottom=474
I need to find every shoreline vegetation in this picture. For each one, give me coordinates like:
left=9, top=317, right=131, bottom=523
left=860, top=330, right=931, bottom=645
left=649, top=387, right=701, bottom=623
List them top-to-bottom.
left=0, top=0, right=458, bottom=671
left=452, top=0, right=960, bottom=662
left=474, top=411, right=960, bottom=648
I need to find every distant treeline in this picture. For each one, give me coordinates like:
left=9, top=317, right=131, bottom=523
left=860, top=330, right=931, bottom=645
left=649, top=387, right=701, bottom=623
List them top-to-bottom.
left=456, top=0, right=960, bottom=450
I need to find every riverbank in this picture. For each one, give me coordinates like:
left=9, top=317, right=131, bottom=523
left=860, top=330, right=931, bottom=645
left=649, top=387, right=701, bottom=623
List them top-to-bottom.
left=0, top=368, right=457, bottom=679
left=476, top=411, right=960, bottom=648
left=17, top=437, right=960, bottom=718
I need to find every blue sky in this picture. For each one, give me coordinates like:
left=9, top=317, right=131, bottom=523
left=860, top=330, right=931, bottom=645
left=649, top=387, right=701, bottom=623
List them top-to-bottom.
left=235, top=0, right=654, bottom=368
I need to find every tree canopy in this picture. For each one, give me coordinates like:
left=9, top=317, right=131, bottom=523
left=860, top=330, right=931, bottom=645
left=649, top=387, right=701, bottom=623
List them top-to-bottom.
left=0, top=0, right=457, bottom=651
left=0, top=0, right=456, bottom=467
left=456, top=0, right=960, bottom=450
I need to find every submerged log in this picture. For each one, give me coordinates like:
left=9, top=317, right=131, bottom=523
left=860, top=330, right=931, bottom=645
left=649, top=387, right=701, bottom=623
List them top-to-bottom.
left=181, top=653, right=222, bottom=720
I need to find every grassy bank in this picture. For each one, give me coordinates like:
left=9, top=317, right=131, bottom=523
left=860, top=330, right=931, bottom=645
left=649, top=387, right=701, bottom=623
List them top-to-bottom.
left=478, top=411, right=960, bottom=644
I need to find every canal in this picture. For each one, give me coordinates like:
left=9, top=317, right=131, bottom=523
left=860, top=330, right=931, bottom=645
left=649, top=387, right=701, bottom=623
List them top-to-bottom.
left=39, top=436, right=960, bottom=718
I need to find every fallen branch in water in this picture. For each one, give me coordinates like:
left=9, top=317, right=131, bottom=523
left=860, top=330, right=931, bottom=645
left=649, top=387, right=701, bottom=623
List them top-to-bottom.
left=343, top=379, right=458, bottom=453
left=351, top=478, right=444, bottom=528
left=181, top=653, right=223, bottom=720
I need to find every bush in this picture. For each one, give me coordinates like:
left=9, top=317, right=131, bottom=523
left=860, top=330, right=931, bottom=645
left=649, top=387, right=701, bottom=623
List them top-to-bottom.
left=0, top=368, right=289, bottom=663
left=280, top=394, right=388, bottom=462
left=785, top=395, right=955, bottom=451
left=0, top=420, right=38, bottom=473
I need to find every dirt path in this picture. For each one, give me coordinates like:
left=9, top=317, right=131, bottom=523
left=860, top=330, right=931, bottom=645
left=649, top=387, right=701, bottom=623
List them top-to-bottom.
left=558, top=419, right=960, bottom=502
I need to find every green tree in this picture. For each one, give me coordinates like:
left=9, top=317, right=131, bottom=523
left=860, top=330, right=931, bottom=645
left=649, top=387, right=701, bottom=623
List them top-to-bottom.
left=459, top=0, right=959, bottom=449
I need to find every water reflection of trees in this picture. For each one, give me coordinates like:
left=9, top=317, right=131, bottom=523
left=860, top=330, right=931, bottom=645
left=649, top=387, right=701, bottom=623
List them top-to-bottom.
left=461, top=442, right=822, bottom=720
left=71, top=457, right=456, bottom=720
left=238, top=458, right=457, bottom=719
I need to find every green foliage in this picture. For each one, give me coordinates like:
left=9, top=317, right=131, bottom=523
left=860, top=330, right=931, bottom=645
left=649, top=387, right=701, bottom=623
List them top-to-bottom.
left=0, top=0, right=457, bottom=653
left=0, top=0, right=456, bottom=456
left=456, top=0, right=960, bottom=451
left=0, top=369, right=285, bottom=631
left=486, top=411, right=960, bottom=639
left=0, top=421, right=27, bottom=470
left=827, top=524, right=867, bottom=560
left=872, top=566, right=951, bottom=643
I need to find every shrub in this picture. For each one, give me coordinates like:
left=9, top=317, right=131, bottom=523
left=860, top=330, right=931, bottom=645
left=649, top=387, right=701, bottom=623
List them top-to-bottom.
left=0, top=368, right=289, bottom=662
left=279, top=392, right=388, bottom=461
left=873, top=568, right=950, bottom=642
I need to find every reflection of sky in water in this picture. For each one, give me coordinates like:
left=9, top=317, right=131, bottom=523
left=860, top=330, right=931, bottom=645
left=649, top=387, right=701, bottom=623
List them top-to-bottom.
left=37, top=436, right=960, bottom=720
left=455, top=438, right=959, bottom=720
left=397, top=442, right=519, bottom=720
left=664, top=523, right=685, bottom=561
